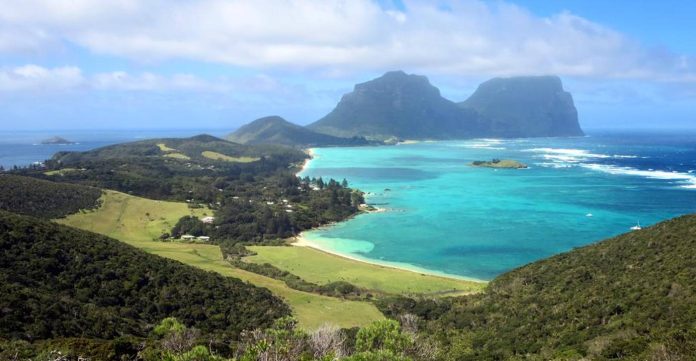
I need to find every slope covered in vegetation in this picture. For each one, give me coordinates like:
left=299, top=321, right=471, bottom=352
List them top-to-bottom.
left=228, top=115, right=372, bottom=147
left=29, top=134, right=307, bottom=201
left=0, top=174, right=101, bottom=219
left=57, top=189, right=385, bottom=330
left=0, top=210, right=289, bottom=342
left=386, top=215, right=696, bottom=360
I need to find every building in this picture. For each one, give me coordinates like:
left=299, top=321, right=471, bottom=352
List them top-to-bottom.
left=201, top=216, right=215, bottom=224
left=180, top=235, right=195, bottom=241
left=197, top=236, right=211, bottom=241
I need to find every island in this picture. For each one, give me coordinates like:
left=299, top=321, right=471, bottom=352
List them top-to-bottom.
left=228, top=71, right=584, bottom=145
left=40, top=136, right=76, bottom=145
left=470, top=158, right=528, bottom=169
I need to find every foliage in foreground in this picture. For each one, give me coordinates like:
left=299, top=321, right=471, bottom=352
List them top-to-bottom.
left=0, top=316, right=433, bottom=361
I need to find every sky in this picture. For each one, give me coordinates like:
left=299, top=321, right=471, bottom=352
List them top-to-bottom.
left=0, top=0, right=694, bottom=131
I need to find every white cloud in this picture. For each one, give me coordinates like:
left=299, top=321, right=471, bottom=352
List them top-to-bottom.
left=0, top=0, right=693, bottom=81
left=0, top=64, right=308, bottom=103
left=0, top=65, right=84, bottom=91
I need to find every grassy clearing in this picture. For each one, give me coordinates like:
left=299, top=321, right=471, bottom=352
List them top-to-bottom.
left=156, top=143, right=177, bottom=152
left=157, top=143, right=190, bottom=160
left=201, top=151, right=260, bottom=163
left=44, top=168, right=81, bottom=176
left=57, top=190, right=210, bottom=242
left=58, top=190, right=384, bottom=330
left=245, top=246, right=485, bottom=295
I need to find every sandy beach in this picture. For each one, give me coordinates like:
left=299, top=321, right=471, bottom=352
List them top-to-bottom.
left=299, top=148, right=316, bottom=173
left=292, top=232, right=486, bottom=283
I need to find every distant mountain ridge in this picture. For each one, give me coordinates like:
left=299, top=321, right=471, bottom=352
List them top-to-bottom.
left=230, top=71, right=584, bottom=145
left=227, top=115, right=372, bottom=147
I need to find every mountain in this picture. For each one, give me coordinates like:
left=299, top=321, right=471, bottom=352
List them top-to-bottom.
left=307, top=71, right=486, bottom=140
left=231, top=72, right=583, bottom=143
left=460, top=75, right=584, bottom=137
left=227, top=115, right=371, bottom=147
left=0, top=210, right=289, bottom=342
left=393, top=215, right=696, bottom=360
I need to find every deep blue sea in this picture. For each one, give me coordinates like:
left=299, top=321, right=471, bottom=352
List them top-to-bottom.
left=0, top=129, right=228, bottom=169
left=300, top=130, right=696, bottom=280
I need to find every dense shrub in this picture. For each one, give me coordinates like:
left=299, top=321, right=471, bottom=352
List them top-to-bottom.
left=0, top=174, right=101, bottom=219
left=0, top=211, right=289, bottom=342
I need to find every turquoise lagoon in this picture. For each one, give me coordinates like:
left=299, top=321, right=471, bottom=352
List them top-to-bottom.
left=299, top=131, right=696, bottom=280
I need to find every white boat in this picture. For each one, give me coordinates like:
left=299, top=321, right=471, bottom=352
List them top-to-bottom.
left=630, top=221, right=642, bottom=231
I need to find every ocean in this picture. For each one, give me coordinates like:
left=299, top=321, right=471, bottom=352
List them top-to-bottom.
left=4, top=128, right=695, bottom=281
left=0, top=129, right=229, bottom=169
left=300, top=130, right=696, bottom=280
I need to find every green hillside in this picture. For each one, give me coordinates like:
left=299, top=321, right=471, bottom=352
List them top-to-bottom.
left=228, top=115, right=372, bottom=147
left=28, top=134, right=307, bottom=201
left=0, top=174, right=102, bottom=219
left=57, top=190, right=385, bottom=330
left=0, top=210, right=289, bottom=341
left=406, top=215, right=696, bottom=360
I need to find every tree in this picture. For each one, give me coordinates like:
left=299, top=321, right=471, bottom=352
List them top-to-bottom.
left=342, top=178, right=349, bottom=188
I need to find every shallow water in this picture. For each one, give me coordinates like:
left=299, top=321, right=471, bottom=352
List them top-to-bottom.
left=300, top=130, right=696, bottom=280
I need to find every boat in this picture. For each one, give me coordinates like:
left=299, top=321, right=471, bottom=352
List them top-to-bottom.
left=630, top=221, right=642, bottom=231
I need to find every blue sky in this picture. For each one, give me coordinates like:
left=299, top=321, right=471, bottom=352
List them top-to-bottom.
left=0, top=0, right=694, bottom=131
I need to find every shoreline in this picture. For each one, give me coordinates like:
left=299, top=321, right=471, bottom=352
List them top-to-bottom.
left=296, top=146, right=486, bottom=284
left=299, top=147, right=315, bottom=174
left=292, top=233, right=487, bottom=284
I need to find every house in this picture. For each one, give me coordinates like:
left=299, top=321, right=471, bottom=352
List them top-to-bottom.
left=201, top=216, right=215, bottom=224
left=181, top=235, right=195, bottom=241
left=197, top=236, right=211, bottom=241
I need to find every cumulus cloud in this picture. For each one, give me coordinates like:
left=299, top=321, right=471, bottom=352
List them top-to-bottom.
left=0, top=0, right=693, bottom=81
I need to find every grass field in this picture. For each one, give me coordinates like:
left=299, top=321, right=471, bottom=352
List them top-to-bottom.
left=156, top=143, right=177, bottom=152
left=157, top=143, right=191, bottom=160
left=201, top=151, right=260, bottom=163
left=44, top=168, right=81, bottom=176
left=58, top=190, right=384, bottom=329
left=245, top=245, right=485, bottom=295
